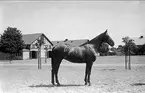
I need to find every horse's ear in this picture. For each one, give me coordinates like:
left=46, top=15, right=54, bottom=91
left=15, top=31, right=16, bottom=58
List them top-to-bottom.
left=104, top=29, right=108, bottom=34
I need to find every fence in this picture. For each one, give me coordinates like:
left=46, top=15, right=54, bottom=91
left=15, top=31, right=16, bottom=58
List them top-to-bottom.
left=0, top=52, right=22, bottom=60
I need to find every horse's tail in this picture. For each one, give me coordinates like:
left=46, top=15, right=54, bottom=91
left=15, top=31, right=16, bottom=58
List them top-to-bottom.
left=49, top=46, right=55, bottom=58
left=51, top=47, right=55, bottom=69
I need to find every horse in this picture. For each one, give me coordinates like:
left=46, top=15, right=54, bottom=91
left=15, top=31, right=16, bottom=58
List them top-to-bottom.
left=51, top=29, right=114, bottom=86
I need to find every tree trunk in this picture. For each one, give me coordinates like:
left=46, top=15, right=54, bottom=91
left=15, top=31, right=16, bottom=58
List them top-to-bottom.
left=39, top=46, right=41, bottom=69
left=38, top=48, right=40, bottom=69
left=128, top=48, right=131, bottom=70
left=45, top=51, right=47, bottom=63
left=125, top=52, right=127, bottom=69
left=9, top=54, right=12, bottom=64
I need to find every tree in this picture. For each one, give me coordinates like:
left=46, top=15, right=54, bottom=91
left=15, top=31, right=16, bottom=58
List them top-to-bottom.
left=0, top=27, right=24, bottom=63
left=35, top=36, right=45, bottom=69
left=122, top=36, right=137, bottom=70
left=122, top=37, right=137, bottom=54
left=99, top=42, right=109, bottom=56
left=117, top=45, right=124, bottom=52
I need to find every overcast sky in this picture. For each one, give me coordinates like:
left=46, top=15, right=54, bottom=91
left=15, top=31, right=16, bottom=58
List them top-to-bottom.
left=0, top=1, right=145, bottom=47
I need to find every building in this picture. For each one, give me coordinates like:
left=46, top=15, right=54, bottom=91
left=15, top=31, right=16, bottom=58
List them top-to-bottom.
left=0, top=33, right=92, bottom=60
left=22, top=33, right=53, bottom=60
left=132, top=36, right=145, bottom=55
left=133, top=36, right=145, bottom=45
left=52, top=39, right=89, bottom=46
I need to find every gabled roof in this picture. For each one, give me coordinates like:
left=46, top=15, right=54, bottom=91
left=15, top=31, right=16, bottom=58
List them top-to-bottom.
left=22, top=33, right=53, bottom=45
left=23, top=33, right=42, bottom=44
left=132, top=36, right=145, bottom=45
left=52, top=39, right=89, bottom=46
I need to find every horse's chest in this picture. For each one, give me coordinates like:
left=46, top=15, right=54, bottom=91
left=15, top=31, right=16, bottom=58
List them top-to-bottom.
left=85, top=52, right=96, bottom=62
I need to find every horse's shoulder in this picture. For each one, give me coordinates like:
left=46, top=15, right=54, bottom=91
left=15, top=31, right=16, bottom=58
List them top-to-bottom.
left=84, top=44, right=97, bottom=54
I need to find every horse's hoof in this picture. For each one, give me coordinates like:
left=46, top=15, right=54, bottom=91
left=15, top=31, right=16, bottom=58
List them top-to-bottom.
left=51, top=82, right=55, bottom=86
left=85, top=82, right=87, bottom=85
left=56, top=83, right=61, bottom=86
left=88, top=83, right=91, bottom=86
left=57, top=84, right=61, bottom=86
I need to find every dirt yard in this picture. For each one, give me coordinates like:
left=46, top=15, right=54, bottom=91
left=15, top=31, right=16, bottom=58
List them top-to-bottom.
left=0, top=56, right=145, bottom=93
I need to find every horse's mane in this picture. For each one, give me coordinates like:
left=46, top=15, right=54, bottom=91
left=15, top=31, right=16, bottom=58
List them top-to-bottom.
left=80, top=32, right=105, bottom=46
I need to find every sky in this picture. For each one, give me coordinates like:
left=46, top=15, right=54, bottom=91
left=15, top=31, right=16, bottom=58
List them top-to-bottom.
left=0, top=0, right=145, bottom=47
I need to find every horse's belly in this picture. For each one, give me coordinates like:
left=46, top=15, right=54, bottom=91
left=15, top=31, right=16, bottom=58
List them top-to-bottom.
left=64, top=56, right=85, bottom=63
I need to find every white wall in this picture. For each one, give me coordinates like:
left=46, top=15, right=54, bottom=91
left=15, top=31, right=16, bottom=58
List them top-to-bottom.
left=27, top=35, right=52, bottom=58
left=23, top=51, right=29, bottom=60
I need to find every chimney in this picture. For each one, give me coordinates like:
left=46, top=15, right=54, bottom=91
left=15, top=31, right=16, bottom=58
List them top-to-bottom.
left=139, top=36, right=143, bottom=39
left=64, top=39, right=68, bottom=42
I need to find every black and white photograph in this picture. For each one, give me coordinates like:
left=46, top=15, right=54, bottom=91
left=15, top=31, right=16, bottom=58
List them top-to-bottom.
left=0, top=0, right=145, bottom=93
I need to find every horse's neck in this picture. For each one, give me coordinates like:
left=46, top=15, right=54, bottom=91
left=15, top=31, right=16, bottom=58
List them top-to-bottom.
left=88, top=37, right=103, bottom=51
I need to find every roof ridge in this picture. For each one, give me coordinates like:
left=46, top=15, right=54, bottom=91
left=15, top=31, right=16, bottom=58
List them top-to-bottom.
left=23, top=33, right=43, bottom=36
left=52, top=39, right=88, bottom=42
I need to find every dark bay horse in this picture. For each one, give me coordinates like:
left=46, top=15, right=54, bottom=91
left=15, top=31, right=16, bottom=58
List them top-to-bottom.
left=51, top=30, right=114, bottom=86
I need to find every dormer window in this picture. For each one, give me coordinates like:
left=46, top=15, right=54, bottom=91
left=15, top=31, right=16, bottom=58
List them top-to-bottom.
left=139, top=36, right=143, bottom=39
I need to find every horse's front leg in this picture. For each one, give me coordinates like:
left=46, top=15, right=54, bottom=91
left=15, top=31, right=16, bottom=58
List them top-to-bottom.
left=84, top=62, right=93, bottom=86
left=84, top=62, right=89, bottom=85
left=88, top=62, right=93, bottom=86
left=84, top=66, right=88, bottom=85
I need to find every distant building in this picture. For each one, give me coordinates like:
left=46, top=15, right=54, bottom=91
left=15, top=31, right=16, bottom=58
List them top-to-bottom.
left=22, top=33, right=53, bottom=60
left=132, top=36, right=145, bottom=55
left=133, top=36, right=145, bottom=45
left=51, top=39, right=89, bottom=46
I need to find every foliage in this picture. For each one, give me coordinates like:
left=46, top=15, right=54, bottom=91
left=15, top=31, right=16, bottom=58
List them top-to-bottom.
left=0, top=27, right=24, bottom=55
left=122, top=36, right=137, bottom=55
left=99, top=42, right=109, bottom=56
left=137, top=44, right=145, bottom=55
left=117, top=45, right=124, bottom=52
left=109, top=47, right=120, bottom=56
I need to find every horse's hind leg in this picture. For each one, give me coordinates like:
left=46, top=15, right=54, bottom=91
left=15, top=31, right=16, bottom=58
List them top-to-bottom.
left=51, top=56, right=62, bottom=86
left=51, top=57, right=55, bottom=85
left=55, top=58, right=62, bottom=86
left=51, top=69, right=55, bottom=85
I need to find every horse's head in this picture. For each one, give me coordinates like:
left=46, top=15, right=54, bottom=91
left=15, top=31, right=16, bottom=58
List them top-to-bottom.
left=85, top=29, right=115, bottom=48
left=102, top=29, right=115, bottom=47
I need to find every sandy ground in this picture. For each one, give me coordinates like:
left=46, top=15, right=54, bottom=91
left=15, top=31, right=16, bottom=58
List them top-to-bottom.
left=0, top=56, right=145, bottom=93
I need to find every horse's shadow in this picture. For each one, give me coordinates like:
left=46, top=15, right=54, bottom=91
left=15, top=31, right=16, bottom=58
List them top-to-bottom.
left=131, top=83, right=145, bottom=86
left=29, top=84, right=84, bottom=88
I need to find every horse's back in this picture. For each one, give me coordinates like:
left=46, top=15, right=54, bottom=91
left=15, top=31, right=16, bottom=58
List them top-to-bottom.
left=51, top=44, right=70, bottom=58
